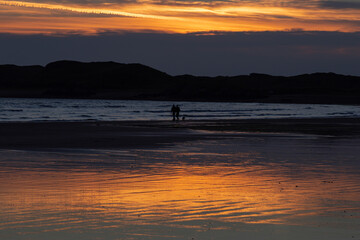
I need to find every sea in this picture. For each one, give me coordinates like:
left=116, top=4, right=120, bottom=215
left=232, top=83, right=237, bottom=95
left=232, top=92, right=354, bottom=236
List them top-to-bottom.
left=1, top=97, right=360, bottom=121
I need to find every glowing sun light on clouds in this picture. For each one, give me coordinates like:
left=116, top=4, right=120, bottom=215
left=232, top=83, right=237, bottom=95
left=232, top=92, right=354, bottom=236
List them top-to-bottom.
left=0, top=0, right=360, bottom=34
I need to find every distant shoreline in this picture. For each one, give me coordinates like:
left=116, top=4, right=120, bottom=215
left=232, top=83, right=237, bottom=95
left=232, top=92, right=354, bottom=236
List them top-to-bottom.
left=1, top=60, right=360, bottom=105
left=1, top=95, right=360, bottom=106
left=1, top=117, right=360, bottom=150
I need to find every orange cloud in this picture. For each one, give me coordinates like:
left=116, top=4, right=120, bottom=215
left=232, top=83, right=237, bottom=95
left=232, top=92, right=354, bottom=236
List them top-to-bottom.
left=0, top=0, right=359, bottom=34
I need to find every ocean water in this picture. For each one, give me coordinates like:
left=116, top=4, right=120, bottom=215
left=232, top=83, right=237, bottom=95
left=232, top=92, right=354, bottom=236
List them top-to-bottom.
left=1, top=98, right=360, bottom=121
left=0, top=135, right=359, bottom=240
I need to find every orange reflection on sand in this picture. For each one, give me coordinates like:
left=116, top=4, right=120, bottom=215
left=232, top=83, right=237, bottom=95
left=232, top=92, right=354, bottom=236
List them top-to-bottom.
left=1, top=161, right=359, bottom=231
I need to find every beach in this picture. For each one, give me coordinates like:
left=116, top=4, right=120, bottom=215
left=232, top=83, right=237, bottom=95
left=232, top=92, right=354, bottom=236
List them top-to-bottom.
left=1, top=117, right=360, bottom=240
left=1, top=117, right=360, bottom=150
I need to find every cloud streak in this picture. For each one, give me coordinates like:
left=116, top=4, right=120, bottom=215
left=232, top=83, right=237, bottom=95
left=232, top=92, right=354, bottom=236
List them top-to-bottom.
left=0, top=0, right=360, bottom=34
left=0, top=0, right=180, bottom=19
left=319, top=1, right=360, bottom=9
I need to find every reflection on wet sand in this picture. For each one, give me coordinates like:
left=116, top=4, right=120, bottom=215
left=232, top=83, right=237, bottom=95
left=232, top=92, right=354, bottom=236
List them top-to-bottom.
left=0, top=137, right=360, bottom=240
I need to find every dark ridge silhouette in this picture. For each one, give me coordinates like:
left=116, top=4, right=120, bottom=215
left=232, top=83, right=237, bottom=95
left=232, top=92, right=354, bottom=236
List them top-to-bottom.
left=1, top=60, right=360, bottom=104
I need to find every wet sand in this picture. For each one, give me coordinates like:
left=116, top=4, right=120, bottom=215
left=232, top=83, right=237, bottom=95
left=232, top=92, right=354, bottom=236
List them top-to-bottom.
left=1, top=117, right=360, bottom=150
left=1, top=118, right=360, bottom=240
left=1, top=125, right=360, bottom=240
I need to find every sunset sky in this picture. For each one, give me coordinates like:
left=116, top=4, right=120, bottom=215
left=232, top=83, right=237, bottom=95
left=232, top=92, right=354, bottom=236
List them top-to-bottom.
left=0, top=0, right=359, bottom=75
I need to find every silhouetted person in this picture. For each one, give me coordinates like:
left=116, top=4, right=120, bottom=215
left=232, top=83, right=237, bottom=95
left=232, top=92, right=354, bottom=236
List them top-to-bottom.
left=171, top=104, right=176, bottom=121
left=175, top=105, right=180, bottom=120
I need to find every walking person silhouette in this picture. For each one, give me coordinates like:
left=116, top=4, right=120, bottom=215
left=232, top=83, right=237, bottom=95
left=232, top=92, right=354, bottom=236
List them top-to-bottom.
left=171, top=104, right=176, bottom=121
left=175, top=105, right=180, bottom=121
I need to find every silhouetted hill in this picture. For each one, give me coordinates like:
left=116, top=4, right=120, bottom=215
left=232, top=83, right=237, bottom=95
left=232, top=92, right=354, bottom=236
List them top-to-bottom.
left=1, top=60, right=360, bottom=104
left=44, top=61, right=170, bottom=89
left=0, top=64, right=44, bottom=88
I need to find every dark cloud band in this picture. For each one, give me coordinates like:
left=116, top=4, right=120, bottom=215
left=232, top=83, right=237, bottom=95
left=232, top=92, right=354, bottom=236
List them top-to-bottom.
left=319, top=0, right=360, bottom=9
left=0, top=31, right=359, bottom=76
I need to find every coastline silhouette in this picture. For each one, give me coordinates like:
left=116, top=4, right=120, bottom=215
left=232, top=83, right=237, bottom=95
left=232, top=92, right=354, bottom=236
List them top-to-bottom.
left=1, top=60, right=360, bottom=104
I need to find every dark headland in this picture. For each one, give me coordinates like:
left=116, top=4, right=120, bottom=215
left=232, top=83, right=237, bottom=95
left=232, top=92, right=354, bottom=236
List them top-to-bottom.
left=1, top=60, right=360, bottom=104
